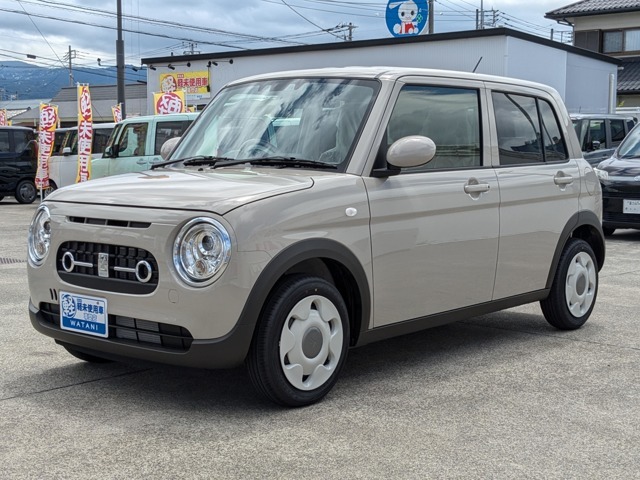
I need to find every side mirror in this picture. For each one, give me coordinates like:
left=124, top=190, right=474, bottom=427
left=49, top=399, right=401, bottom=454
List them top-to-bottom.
left=387, top=135, right=437, bottom=168
left=160, top=137, right=181, bottom=160
left=589, top=140, right=601, bottom=151
left=103, top=145, right=119, bottom=158
left=62, top=146, right=71, bottom=156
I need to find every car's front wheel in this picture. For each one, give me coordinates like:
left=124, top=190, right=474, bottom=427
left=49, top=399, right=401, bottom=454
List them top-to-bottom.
left=15, top=179, right=37, bottom=204
left=540, top=238, right=598, bottom=330
left=247, top=274, right=350, bottom=407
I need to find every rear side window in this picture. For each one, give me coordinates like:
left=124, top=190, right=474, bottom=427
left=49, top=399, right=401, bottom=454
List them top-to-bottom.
left=492, top=92, right=567, bottom=165
left=610, top=119, right=626, bottom=143
left=154, top=121, right=192, bottom=155
left=92, top=128, right=113, bottom=154
left=0, top=131, right=9, bottom=153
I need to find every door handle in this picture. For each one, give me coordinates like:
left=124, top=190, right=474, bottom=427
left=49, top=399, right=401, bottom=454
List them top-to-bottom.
left=136, top=159, right=146, bottom=165
left=554, top=174, right=574, bottom=185
left=464, top=183, right=490, bottom=194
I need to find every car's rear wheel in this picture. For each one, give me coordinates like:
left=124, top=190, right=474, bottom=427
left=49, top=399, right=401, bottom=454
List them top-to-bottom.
left=15, top=179, right=37, bottom=204
left=602, top=226, right=615, bottom=236
left=540, top=238, right=598, bottom=330
left=247, top=274, right=349, bottom=407
left=62, top=345, right=113, bottom=363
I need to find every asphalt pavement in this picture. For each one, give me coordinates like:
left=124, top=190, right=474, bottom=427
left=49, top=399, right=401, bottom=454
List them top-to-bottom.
left=1, top=198, right=638, bottom=479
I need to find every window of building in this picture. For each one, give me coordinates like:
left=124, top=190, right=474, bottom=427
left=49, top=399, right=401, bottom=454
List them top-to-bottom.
left=574, top=30, right=601, bottom=52
left=603, top=31, right=623, bottom=53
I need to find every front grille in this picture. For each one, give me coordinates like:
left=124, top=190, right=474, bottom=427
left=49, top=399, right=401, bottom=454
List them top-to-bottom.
left=602, top=189, right=640, bottom=200
left=603, top=211, right=640, bottom=224
left=68, top=216, right=151, bottom=229
left=57, top=242, right=159, bottom=294
left=40, top=302, right=193, bottom=351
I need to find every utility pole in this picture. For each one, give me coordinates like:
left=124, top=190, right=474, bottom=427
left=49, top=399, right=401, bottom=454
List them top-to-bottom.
left=116, top=0, right=126, bottom=119
left=63, top=46, right=77, bottom=86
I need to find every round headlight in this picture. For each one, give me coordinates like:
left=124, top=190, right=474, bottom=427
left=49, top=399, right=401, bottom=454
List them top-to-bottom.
left=28, top=205, right=51, bottom=266
left=173, top=217, right=231, bottom=287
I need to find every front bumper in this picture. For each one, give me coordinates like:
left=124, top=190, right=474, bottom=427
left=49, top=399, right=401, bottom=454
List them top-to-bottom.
left=601, top=183, right=640, bottom=230
left=29, top=300, right=254, bottom=368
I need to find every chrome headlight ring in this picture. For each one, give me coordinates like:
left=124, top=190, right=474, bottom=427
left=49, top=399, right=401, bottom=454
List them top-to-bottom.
left=28, top=205, right=51, bottom=266
left=173, top=217, right=231, bottom=287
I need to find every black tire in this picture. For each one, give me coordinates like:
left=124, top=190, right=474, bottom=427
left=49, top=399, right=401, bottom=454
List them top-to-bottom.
left=15, top=179, right=37, bottom=204
left=45, top=180, right=58, bottom=197
left=0, top=196, right=4, bottom=201
left=602, top=227, right=615, bottom=236
left=540, top=238, right=598, bottom=330
left=246, top=274, right=350, bottom=407
left=63, top=345, right=113, bottom=363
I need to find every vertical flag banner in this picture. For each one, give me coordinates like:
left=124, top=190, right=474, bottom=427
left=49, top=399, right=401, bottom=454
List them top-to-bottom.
left=76, top=85, right=94, bottom=183
left=153, top=90, right=186, bottom=115
left=111, top=103, right=122, bottom=123
left=35, top=104, right=58, bottom=190
left=0, top=109, right=7, bottom=126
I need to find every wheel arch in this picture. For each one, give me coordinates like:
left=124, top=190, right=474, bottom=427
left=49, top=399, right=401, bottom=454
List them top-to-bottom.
left=545, top=210, right=605, bottom=289
left=239, top=239, right=371, bottom=350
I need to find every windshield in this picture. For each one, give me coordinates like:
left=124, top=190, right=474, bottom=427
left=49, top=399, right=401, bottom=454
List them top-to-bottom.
left=169, top=77, right=379, bottom=171
left=616, top=124, right=640, bottom=158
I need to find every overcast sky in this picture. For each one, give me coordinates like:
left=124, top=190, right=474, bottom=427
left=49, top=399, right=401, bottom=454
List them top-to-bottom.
left=0, top=0, right=574, bottom=76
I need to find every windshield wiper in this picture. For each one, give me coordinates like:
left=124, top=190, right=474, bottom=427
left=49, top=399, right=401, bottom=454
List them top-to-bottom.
left=150, top=155, right=232, bottom=170
left=212, top=157, right=338, bottom=170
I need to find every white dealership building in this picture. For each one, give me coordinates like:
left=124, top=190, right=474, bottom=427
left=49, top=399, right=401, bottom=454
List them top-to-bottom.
left=142, top=27, right=618, bottom=115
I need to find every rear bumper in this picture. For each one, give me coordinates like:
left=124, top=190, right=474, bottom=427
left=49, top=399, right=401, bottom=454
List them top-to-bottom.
left=29, top=299, right=254, bottom=369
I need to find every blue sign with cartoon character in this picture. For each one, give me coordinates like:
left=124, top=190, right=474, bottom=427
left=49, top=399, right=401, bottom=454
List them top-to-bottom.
left=386, top=0, right=429, bottom=37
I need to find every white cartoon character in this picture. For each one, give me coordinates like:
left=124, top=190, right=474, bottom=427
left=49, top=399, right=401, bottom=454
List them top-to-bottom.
left=389, top=1, right=419, bottom=35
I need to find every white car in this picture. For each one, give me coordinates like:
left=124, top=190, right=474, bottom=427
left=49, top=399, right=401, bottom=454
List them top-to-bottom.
left=47, top=123, right=115, bottom=190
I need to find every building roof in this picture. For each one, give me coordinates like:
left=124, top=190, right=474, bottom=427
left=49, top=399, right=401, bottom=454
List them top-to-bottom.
left=546, top=0, right=640, bottom=20
left=142, top=27, right=618, bottom=67
left=618, top=58, right=640, bottom=93
left=10, top=83, right=148, bottom=125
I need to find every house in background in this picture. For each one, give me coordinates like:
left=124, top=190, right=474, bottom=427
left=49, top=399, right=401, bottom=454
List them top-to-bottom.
left=546, top=0, right=640, bottom=107
left=10, top=83, right=148, bottom=127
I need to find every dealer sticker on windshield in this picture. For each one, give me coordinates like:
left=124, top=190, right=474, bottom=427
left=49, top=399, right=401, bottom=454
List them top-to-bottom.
left=623, top=199, right=640, bottom=214
left=59, top=291, right=108, bottom=338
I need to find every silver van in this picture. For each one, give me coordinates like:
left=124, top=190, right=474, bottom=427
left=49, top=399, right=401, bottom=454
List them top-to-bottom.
left=28, top=67, right=605, bottom=406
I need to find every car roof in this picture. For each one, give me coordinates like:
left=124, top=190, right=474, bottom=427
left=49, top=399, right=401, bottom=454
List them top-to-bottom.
left=227, top=66, right=562, bottom=94
left=116, top=113, right=199, bottom=124
left=570, top=113, right=635, bottom=120
left=0, top=125, right=35, bottom=131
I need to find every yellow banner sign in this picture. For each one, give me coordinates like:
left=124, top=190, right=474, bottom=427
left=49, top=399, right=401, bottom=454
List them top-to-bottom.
left=160, top=71, right=210, bottom=100
left=76, top=85, right=93, bottom=183
left=154, top=91, right=186, bottom=115
left=35, top=104, right=58, bottom=190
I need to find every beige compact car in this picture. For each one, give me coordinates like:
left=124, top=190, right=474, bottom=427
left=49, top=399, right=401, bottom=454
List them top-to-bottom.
left=28, top=67, right=605, bottom=406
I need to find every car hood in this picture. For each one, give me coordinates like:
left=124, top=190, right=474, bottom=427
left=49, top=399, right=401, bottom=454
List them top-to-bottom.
left=597, top=157, right=640, bottom=177
left=45, top=168, right=315, bottom=214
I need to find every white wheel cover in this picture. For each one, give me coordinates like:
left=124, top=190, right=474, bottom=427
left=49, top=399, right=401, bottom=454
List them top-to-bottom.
left=564, top=251, right=597, bottom=317
left=279, top=295, right=343, bottom=391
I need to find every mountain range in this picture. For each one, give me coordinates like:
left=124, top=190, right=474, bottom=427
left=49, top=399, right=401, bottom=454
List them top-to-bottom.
left=0, top=61, right=147, bottom=100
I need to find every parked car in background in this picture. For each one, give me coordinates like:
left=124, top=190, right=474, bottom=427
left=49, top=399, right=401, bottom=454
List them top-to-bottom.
left=28, top=67, right=605, bottom=407
left=93, top=113, right=198, bottom=177
left=571, top=113, right=636, bottom=165
left=595, top=122, right=640, bottom=235
left=47, top=123, right=115, bottom=191
left=0, top=125, right=38, bottom=203
left=53, top=127, right=72, bottom=156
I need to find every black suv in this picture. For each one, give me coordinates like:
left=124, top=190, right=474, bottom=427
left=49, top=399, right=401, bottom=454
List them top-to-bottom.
left=571, top=114, right=637, bottom=166
left=0, top=126, right=38, bottom=204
